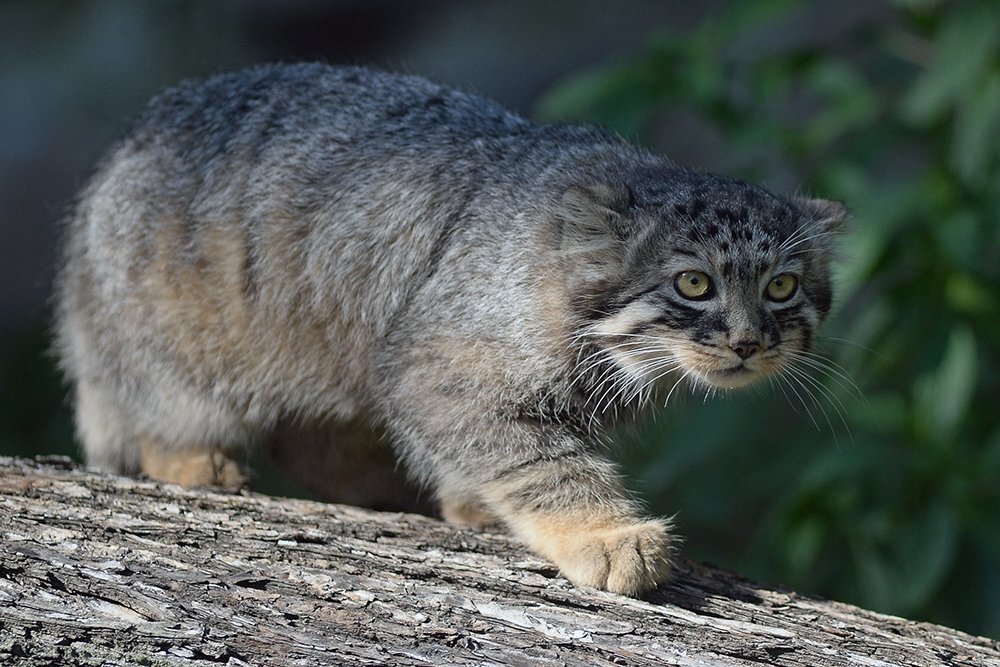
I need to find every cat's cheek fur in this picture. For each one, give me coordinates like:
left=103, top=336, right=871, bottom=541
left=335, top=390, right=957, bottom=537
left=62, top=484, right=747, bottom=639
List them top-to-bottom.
left=588, top=301, right=672, bottom=378
left=591, top=301, right=664, bottom=338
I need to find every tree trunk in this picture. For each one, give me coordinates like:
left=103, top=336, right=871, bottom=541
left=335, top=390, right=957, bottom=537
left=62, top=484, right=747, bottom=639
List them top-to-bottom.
left=0, top=456, right=996, bottom=666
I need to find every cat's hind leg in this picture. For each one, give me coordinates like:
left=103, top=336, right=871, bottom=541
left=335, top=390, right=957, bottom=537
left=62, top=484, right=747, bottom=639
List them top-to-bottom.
left=74, top=376, right=251, bottom=489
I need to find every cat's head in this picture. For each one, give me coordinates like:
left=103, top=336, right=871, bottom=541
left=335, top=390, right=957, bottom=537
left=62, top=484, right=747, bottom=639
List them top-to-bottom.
left=557, top=168, right=846, bottom=397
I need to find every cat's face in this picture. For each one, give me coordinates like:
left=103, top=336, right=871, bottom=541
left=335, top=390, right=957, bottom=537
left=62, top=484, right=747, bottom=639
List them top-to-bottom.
left=559, top=171, right=845, bottom=400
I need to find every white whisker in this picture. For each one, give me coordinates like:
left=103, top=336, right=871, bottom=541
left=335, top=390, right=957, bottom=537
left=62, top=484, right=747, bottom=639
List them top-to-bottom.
left=815, top=336, right=886, bottom=360
left=783, top=349, right=867, bottom=405
left=621, top=358, right=685, bottom=406
left=783, top=363, right=850, bottom=443
left=663, top=369, right=695, bottom=407
left=775, top=371, right=821, bottom=431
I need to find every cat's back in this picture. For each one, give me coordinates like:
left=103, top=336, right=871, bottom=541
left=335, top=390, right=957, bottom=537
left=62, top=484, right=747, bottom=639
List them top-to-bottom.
left=72, top=63, right=538, bottom=283
left=127, top=63, right=528, bottom=172
left=58, top=64, right=540, bottom=414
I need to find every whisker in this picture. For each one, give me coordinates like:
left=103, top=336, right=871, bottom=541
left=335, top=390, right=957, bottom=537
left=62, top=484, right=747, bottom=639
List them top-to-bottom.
left=779, top=216, right=818, bottom=246
left=778, top=217, right=836, bottom=252
left=780, top=229, right=840, bottom=254
left=815, top=336, right=887, bottom=361
left=567, top=341, right=655, bottom=390
left=572, top=345, right=674, bottom=390
left=783, top=349, right=868, bottom=405
left=605, top=352, right=677, bottom=414
left=621, top=358, right=685, bottom=406
left=783, top=363, right=851, bottom=443
left=593, top=364, right=639, bottom=416
left=663, top=369, right=695, bottom=407
left=775, top=371, right=821, bottom=431
left=770, top=374, right=807, bottom=422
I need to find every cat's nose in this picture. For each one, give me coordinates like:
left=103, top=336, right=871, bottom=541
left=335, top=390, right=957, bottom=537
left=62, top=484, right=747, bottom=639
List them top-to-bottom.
left=730, top=340, right=760, bottom=360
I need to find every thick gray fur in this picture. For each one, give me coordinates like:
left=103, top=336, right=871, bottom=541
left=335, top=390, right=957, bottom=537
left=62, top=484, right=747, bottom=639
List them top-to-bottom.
left=55, top=63, right=845, bottom=595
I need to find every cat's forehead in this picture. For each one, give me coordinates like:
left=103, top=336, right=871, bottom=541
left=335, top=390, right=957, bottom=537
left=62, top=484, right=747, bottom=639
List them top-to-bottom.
left=640, top=173, right=801, bottom=252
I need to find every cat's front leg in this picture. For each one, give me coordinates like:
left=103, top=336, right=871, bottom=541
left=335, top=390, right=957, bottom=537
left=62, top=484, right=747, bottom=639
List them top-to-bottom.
left=381, top=341, right=673, bottom=595
left=415, top=415, right=673, bottom=595
left=473, top=449, right=673, bottom=595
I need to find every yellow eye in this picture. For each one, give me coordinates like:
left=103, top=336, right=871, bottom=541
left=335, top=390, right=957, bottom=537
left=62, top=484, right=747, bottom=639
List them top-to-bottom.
left=674, top=271, right=713, bottom=300
left=766, top=273, right=798, bottom=302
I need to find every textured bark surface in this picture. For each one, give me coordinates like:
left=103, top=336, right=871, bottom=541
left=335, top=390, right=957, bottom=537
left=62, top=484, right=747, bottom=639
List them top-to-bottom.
left=0, top=456, right=996, bottom=667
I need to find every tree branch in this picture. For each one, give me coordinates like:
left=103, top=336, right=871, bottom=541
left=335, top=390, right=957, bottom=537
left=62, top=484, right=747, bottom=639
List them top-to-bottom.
left=0, top=456, right=995, bottom=666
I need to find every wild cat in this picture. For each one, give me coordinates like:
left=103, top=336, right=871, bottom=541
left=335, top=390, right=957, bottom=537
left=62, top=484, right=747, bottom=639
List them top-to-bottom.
left=55, top=63, right=845, bottom=595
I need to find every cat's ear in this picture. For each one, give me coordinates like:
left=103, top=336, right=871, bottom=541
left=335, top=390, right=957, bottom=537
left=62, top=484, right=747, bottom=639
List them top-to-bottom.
left=554, top=183, right=633, bottom=254
left=561, top=183, right=633, bottom=218
left=794, top=197, right=849, bottom=255
left=795, top=197, right=850, bottom=234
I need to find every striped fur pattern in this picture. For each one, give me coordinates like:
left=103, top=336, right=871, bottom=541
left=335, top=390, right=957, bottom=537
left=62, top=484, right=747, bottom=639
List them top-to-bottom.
left=55, top=63, right=845, bottom=595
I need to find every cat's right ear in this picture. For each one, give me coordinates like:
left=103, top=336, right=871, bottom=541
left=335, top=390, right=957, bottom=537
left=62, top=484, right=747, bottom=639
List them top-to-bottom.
left=554, top=183, right=632, bottom=255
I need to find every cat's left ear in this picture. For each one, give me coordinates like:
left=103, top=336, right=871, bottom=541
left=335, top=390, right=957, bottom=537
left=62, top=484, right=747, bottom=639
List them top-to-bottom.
left=794, top=197, right=850, bottom=253
left=795, top=197, right=850, bottom=233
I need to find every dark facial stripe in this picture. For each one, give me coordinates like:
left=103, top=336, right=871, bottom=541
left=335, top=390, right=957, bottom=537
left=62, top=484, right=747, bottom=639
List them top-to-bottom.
left=588, top=280, right=663, bottom=319
left=805, top=280, right=834, bottom=317
left=631, top=292, right=704, bottom=332
left=692, top=312, right=727, bottom=343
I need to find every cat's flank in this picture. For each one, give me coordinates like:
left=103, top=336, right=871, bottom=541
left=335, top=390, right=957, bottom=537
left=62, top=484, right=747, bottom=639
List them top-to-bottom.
left=56, top=63, right=845, bottom=595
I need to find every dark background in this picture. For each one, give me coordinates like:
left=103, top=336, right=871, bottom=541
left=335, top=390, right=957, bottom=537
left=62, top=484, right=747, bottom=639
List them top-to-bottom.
left=2, top=0, right=997, bottom=638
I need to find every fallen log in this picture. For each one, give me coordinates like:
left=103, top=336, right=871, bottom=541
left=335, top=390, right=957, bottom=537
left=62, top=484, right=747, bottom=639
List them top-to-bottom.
left=0, top=456, right=996, bottom=666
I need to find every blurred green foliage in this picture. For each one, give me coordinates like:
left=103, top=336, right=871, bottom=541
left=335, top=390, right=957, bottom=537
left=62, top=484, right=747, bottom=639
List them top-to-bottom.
left=540, top=0, right=999, bottom=638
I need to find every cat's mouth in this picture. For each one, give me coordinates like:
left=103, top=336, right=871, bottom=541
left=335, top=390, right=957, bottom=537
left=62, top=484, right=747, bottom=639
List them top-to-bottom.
left=699, top=348, right=791, bottom=388
left=702, top=363, right=761, bottom=389
left=715, top=364, right=752, bottom=377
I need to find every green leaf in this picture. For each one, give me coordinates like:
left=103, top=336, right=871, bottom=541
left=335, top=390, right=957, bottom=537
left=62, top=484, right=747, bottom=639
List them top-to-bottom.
left=903, top=6, right=1000, bottom=125
left=802, top=61, right=879, bottom=150
left=951, top=71, right=1000, bottom=184
left=933, top=208, right=980, bottom=268
left=946, top=273, right=996, bottom=316
left=914, top=326, right=977, bottom=443
left=891, top=498, right=958, bottom=611
left=854, top=542, right=895, bottom=611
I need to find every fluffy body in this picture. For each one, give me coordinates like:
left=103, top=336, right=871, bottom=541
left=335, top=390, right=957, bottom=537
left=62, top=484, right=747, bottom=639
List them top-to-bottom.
left=56, top=63, right=844, bottom=595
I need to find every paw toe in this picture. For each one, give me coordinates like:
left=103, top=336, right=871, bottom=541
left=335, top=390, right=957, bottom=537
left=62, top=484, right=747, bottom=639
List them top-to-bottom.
left=532, top=518, right=673, bottom=596
left=603, top=521, right=672, bottom=595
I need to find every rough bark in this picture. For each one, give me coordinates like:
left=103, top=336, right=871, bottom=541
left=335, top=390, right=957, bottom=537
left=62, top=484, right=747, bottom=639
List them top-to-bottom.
left=0, top=456, right=996, bottom=667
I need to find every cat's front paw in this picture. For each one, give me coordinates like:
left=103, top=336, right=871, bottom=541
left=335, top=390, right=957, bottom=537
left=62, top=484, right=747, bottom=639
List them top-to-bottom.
left=526, top=517, right=673, bottom=595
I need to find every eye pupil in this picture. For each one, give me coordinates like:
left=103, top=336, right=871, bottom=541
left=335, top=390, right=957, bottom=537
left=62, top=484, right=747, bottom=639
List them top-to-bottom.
left=674, top=271, right=713, bottom=300
left=767, top=273, right=798, bottom=302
